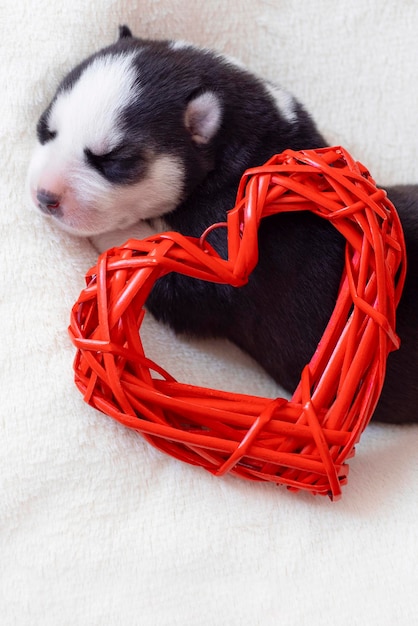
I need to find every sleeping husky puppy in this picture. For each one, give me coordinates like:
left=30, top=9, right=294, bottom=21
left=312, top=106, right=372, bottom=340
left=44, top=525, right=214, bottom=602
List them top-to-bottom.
left=28, top=26, right=418, bottom=424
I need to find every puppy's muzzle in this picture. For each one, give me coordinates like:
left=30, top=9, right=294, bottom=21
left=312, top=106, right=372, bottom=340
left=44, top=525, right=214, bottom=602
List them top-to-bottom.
left=36, top=189, right=62, bottom=216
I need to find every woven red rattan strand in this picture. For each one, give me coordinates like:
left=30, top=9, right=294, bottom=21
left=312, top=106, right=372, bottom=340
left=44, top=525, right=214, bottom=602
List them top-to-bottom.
left=69, top=146, right=407, bottom=499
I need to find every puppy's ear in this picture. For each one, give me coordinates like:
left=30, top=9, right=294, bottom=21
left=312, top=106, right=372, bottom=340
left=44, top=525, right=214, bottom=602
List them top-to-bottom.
left=118, top=25, right=133, bottom=39
left=184, top=91, right=222, bottom=145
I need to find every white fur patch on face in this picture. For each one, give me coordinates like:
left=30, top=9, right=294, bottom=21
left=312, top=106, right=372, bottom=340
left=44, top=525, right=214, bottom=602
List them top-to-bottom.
left=28, top=52, right=186, bottom=238
left=50, top=53, right=141, bottom=155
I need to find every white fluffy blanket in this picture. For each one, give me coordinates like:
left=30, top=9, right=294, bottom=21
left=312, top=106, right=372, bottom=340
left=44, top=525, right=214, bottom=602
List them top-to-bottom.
left=1, top=1, right=418, bottom=624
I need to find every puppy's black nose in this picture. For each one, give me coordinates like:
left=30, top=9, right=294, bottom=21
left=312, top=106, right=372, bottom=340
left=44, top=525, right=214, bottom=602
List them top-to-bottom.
left=36, top=189, right=62, bottom=215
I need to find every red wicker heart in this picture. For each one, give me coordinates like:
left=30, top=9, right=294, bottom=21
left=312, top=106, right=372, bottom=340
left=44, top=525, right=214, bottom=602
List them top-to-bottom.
left=69, top=146, right=406, bottom=499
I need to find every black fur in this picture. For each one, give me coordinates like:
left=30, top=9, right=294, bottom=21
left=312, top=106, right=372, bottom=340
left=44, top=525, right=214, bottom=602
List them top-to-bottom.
left=118, top=25, right=133, bottom=39
left=38, top=31, right=418, bottom=424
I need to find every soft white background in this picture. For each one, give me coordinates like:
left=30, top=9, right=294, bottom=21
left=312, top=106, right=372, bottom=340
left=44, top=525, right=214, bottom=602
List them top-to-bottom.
left=1, top=1, right=418, bottom=624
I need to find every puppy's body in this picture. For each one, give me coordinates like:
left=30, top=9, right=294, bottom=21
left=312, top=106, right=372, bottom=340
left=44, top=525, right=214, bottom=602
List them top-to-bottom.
left=28, top=28, right=418, bottom=424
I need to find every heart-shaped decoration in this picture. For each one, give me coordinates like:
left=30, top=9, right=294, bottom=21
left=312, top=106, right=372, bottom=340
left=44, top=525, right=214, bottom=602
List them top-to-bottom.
left=69, top=147, right=406, bottom=499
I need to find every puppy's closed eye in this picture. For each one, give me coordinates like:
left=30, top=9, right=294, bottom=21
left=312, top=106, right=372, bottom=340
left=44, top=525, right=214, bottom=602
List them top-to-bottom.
left=84, top=146, right=145, bottom=183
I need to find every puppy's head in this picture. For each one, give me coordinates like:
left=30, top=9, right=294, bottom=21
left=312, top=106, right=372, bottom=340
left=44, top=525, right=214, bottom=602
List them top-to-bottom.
left=28, top=27, right=222, bottom=237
